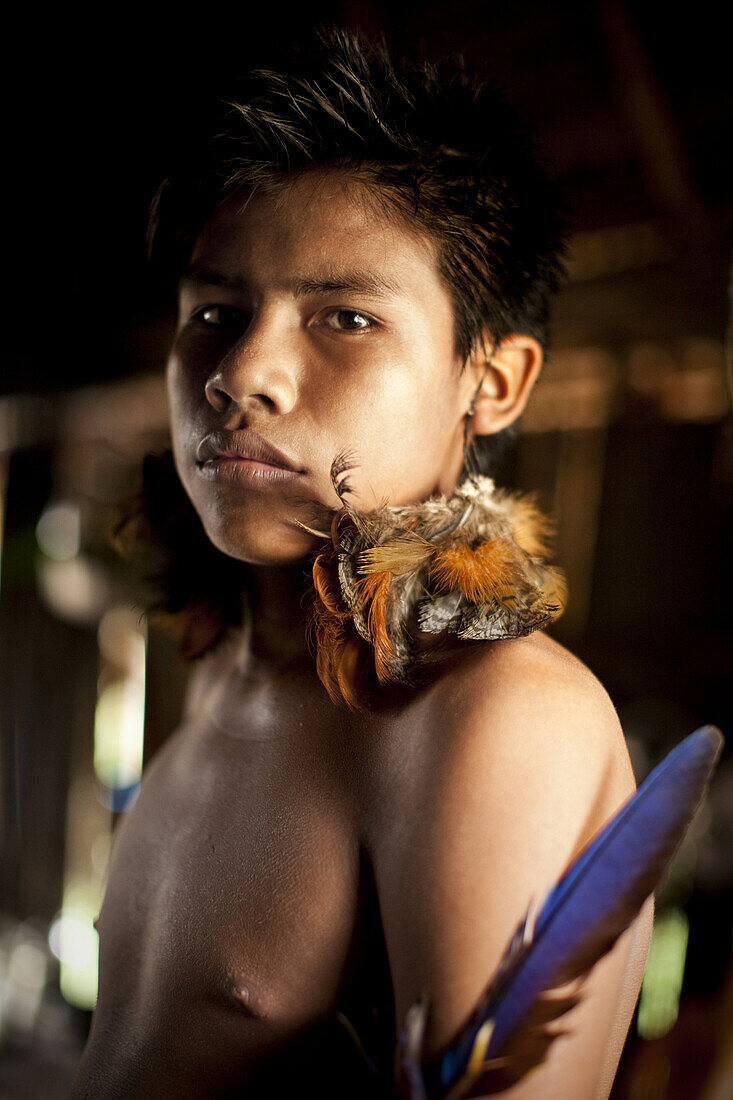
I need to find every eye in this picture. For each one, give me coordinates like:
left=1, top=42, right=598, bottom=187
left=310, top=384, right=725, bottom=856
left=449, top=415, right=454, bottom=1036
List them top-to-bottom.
left=192, top=304, right=245, bottom=329
left=323, top=309, right=375, bottom=333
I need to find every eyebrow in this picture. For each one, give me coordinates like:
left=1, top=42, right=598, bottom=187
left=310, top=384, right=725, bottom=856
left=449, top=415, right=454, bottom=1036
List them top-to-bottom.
left=181, top=263, right=402, bottom=300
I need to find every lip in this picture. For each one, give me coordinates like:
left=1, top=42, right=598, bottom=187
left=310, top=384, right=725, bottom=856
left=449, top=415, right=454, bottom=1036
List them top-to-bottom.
left=196, top=429, right=303, bottom=475
left=198, top=457, right=303, bottom=487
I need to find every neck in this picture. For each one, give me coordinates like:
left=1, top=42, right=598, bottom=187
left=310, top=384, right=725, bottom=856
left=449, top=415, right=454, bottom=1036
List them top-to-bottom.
left=241, top=560, right=315, bottom=673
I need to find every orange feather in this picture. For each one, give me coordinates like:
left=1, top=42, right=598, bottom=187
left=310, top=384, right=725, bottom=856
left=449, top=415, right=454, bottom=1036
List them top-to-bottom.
left=430, top=539, right=524, bottom=604
left=306, top=550, right=377, bottom=710
left=312, top=552, right=350, bottom=618
left=353, top=571, right=398, bottom=684
left=309, top=601, right=350, bottom=705
left=334, top=637, right=364, bottom=711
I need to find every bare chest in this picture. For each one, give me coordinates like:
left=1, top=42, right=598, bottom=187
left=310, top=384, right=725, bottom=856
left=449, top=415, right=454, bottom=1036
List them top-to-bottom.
left=82, top=692, right=396, bottom=1098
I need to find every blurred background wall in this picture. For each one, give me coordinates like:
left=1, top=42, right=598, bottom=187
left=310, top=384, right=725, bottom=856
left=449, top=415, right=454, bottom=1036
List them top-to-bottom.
left=1, top=2, right=731, bottom=1097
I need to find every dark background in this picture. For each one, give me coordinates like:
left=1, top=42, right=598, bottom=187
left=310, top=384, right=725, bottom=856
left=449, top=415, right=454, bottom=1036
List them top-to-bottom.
left=5, top=0, right=732, bottom=393
left=2, top=2, right=732, bottom=1097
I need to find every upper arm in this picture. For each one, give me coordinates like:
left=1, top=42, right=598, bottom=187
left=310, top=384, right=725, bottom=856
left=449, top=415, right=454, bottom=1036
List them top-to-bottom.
left=373, top=636, right=653, bottom=1099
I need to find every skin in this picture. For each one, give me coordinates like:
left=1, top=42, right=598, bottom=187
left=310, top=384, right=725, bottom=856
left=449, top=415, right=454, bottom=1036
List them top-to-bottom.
left=70, top=172, right=653, bottom=1099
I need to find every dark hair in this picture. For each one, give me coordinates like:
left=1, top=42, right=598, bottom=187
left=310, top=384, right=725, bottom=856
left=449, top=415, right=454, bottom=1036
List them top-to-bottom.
left=150, top=25, right=565, bottom=359
left=123, top=26, right=567, bottom=672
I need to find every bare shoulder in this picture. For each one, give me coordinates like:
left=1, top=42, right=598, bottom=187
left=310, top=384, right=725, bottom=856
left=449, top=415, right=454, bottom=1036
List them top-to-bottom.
left=375, top=629, right=638, bottom=865
left=438, top=629, right=630, bottom=750
left=427, top=631, right=637, bottom=836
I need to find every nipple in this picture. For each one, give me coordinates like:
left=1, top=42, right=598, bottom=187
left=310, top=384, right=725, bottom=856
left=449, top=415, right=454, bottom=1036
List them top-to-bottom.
left=226, top=977, right=262, bottom=1017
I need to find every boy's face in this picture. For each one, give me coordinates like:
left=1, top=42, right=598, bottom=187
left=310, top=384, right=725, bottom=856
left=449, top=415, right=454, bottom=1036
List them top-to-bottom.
left=167, top=172, right=481, bottom=565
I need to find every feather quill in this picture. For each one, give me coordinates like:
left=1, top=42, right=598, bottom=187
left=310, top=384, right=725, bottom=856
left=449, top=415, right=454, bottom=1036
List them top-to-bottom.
left=400, top=724, right=725, bottom=1099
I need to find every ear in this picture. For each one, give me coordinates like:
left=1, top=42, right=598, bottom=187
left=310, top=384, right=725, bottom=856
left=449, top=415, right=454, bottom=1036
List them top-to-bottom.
left=465, top=334, right=544, bottom=436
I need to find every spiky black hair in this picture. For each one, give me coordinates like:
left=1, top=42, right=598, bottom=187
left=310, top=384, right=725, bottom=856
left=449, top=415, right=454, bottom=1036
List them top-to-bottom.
left=149, top=24, right=566, bottom=364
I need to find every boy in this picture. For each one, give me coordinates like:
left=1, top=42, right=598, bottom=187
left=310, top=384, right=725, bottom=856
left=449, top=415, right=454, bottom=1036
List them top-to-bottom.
left=71, top=26, right=653, bottom=1099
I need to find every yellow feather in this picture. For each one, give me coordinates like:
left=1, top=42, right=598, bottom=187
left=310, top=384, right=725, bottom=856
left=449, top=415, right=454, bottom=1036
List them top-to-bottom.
left=503, top=495, right=555, bottom=559
left=358, top=536, right=433, bottom=576
left=537, top=566, right=569, bottom=616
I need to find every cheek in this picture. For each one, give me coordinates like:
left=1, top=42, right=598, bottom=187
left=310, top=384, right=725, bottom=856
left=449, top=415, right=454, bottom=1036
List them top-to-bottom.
left=167, top=350, right=196, bottom=406
left=166, top=354, right=184, bottom=412
left=166, top=357, right=201, bottom=443
left=165, top=361, right=203, bottom=501
left=365, top=361, right=460, bottom=447
left=323, top=364, right=462, bottom=504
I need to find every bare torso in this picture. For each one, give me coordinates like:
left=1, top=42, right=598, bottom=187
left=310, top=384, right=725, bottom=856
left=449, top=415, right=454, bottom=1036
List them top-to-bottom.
left=70, top=629, right=643, bottom=1099
left=70, top=629, right=425, bottom=1099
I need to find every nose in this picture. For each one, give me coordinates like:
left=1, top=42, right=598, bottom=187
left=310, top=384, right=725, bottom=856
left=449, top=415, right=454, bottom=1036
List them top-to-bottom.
left=204, top=315, right=299, bottom=418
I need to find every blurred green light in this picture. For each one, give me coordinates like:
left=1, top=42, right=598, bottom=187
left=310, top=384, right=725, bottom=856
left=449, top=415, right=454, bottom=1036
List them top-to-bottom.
left=94, top=678, right=145, bottom=792
left=50, top=883, right=101, bottom=1010
left=637, top=906, right=689, bottom=1040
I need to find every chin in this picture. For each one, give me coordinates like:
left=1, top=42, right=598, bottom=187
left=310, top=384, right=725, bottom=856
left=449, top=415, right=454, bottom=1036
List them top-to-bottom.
left=201, top=512, right=320, bottom=567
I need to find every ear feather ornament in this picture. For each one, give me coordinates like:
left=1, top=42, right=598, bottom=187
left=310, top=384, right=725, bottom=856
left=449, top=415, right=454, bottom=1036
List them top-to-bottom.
left=298, top=450, right=568, bottom=711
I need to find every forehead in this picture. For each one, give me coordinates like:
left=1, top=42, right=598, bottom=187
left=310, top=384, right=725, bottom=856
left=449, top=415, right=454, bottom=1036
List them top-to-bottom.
left=187, top=172, right=445, bottom=300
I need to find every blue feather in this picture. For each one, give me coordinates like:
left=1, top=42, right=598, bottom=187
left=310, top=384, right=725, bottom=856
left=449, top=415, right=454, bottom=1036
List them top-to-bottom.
left=404, top=724, right=724, bottom=1098
left=483, top=724, right=723, bottom=1063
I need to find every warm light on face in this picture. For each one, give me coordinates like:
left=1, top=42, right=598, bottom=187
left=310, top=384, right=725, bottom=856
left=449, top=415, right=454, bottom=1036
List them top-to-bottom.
left=166, top=173, right=475, bottom=568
